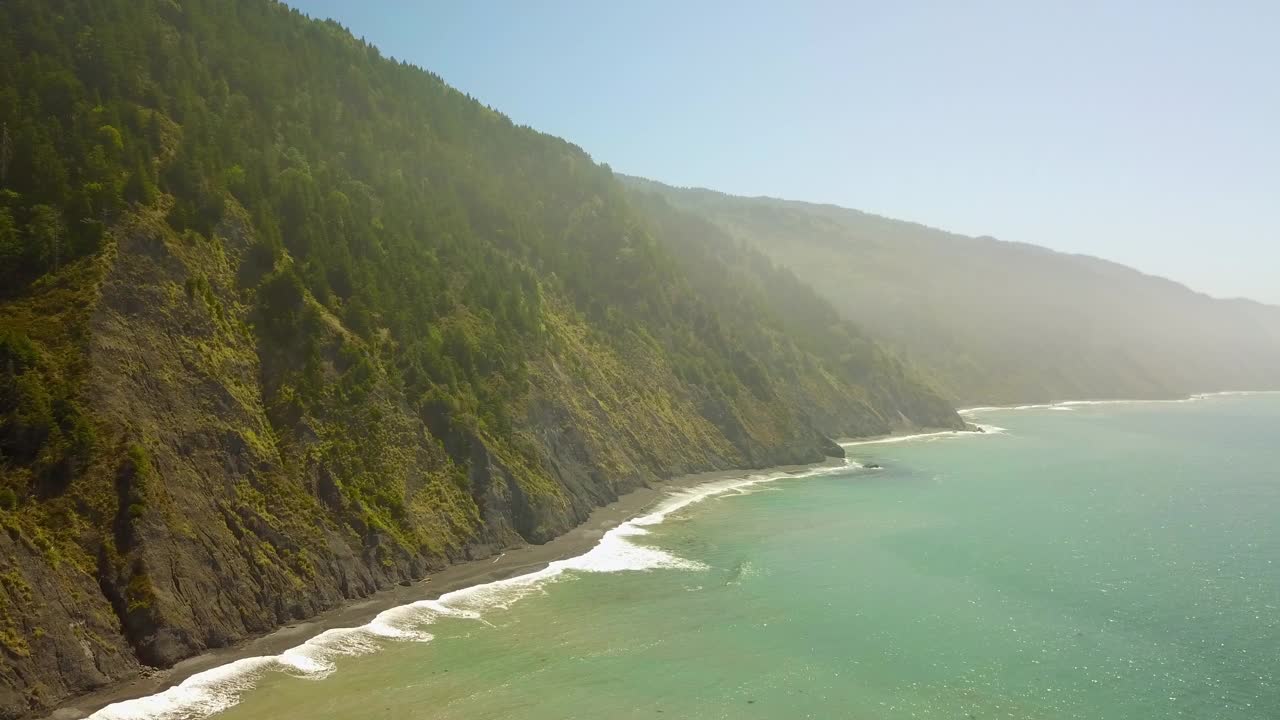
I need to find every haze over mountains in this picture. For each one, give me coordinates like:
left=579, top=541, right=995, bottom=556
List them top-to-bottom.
left=0, top=1, right=1275, bottom=718
left=0, top=2, right=955, bottom=715
left=627, top=178, right=1280, bottom=406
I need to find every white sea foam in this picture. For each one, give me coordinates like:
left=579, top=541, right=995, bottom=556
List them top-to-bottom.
left=958, top=390, right=1279, bottom=416
left=1192, top=390, right=1280, bottom=398
left=1058, top=398, right=1196, bottom=407
left=839, top=424, right=1005, bottom=447
left=841, top=431, right=954, bottom=446
left=88, top=459, right=856, bottom=720
left=91, top=606, right=453, bottom=720
left=89, top=657, right=278, bottom=720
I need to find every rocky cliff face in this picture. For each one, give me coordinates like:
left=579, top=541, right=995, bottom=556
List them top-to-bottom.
left=0, top=3, right=961, bottom=715
left=0, top=200, right=943, bottom=719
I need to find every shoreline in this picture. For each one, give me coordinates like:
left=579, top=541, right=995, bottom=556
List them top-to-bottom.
left=956, top=389, right=1280, bottom=415
left=49, top=394, right=1280, bottom=717
left=50, top=394, right=1280, bottom=718
left=836, top=422, right=1001, bottom=448
left=47, top=457, right=846, bottom=719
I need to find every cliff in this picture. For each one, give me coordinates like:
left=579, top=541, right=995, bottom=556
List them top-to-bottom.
left=0, top=2, right=959, bottom=716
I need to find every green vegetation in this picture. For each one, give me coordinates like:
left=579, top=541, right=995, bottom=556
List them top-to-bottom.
left=0, top=2, right=958, bottom=715
left=628, top=177, right=1280, bottom=406
left=629, top=191, right=957, bottom=430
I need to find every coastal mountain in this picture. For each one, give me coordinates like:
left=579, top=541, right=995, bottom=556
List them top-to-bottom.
left=0, top=1, right=958, bottom=715
left=625, top=178, right=1280, bottom=406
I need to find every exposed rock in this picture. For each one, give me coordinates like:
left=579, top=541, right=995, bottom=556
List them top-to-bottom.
left=0, top=210, right=955, bottom=719
left=819, top=436, right=846, bottom=458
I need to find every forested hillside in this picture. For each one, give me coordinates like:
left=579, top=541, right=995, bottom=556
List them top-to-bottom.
left=0, top=1, right=958, bottom=715
left=627, top=179, right=1280, bottom=406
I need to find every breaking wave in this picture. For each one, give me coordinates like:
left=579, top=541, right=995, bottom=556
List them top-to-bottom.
left=89, top=459, right=859, bottom=720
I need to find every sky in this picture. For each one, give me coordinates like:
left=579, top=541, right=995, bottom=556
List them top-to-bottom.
left=290, top=1, right=1279, bottom=304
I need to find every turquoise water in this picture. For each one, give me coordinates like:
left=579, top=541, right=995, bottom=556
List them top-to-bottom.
left=98, top=394, right=1280, bottom=719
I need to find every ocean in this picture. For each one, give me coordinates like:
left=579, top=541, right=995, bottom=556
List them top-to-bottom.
left=94, top=392, right=1280, bottom=719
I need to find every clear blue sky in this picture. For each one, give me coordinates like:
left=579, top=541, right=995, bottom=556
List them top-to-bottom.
left=290, top=1, right=1279, bottom=304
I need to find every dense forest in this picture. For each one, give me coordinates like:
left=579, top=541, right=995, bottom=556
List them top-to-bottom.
left=0, top=1, right=959, bottom=715
left=628, top=178, right=1280, bottom=406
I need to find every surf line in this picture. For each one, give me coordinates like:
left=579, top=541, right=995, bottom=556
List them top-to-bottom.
left=958, top=389, right=1280, bottom=416
left=839, top=423, right=1007, bottom=448
left=86, top=458, right=859, bottom=720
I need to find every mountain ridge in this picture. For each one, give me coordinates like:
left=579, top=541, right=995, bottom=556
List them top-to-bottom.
left=0, top=2, right=957, bottom=717
left=623, top=175, right=1280, bottom=406
left=625, top=176, right=1278, bottom=309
